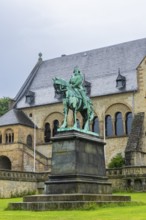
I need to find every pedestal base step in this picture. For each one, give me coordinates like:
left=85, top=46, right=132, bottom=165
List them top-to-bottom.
left=8, top=194, right=131, bottom=211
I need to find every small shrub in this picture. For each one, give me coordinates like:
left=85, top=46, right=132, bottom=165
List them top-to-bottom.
left=108, top=153, right=125, bottom=168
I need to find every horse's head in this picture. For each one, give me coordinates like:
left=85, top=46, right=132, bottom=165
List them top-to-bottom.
left=52, top=77, right=68, bottom=94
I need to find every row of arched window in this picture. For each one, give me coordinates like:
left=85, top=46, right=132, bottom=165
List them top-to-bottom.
left=44, top=112, right=133, bottom=142
left=105, top=112, right=132, bottom=137
left=0, top=129, right=14, bottom=144
left=0, top=130, right=33, bottom=147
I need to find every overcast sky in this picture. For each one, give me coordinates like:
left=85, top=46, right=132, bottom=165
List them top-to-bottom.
left=0, top=0, right=146, bottom=98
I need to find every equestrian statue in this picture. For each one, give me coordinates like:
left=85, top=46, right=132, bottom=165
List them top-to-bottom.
left=53, top=66, right=94, bottom=132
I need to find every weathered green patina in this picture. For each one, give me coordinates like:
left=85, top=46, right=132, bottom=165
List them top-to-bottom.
left=53, top=67, right=94, bottom=132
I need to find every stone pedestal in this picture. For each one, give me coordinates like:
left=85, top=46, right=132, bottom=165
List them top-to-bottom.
left=8, top=130, right=131, bottom=210
left=45, top=130, right=112, bottom=194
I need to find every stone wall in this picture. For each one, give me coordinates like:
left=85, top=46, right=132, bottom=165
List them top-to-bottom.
left=107, top=166, right=146, bottom=191
left=0, top=170, right=49, bottom=198
left=0, top=180, right=38, bottom=198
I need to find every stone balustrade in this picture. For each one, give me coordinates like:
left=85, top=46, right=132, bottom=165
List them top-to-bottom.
left=1, top=166, right=146, bottom=182
left=106, top=166, right=146, bottom=177
left=122, top=166, right=146, bottom=176
left=106, top=168, right=122, bottom=176
left=0, top=169, right=50, bottom=181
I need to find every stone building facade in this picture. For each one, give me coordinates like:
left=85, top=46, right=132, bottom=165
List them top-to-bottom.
left=0, top=38, right=146, bottom=189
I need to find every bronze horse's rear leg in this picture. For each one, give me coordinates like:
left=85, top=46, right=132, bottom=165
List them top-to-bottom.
left=81, top=109, right=89, bottom=131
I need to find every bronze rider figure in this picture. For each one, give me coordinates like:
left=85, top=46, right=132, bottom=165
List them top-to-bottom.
left=69, top=66, right=87, bottom=109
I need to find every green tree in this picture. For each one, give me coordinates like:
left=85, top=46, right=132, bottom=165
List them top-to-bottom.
left=0, top=97, right=10, bottom=116
left=108, top=153, right=125, bottom=168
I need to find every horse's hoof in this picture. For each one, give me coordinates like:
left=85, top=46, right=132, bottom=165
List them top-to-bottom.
left=60, top=124, right=67, bottom=129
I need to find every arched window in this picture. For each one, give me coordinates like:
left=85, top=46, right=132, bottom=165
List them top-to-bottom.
left=115, top=112, right=124, bottom=136
left=125, top=112, right=133, bottom=135
left=105, top=115, right=113, bottom=137
left=92, top=117, right=100, bottom=134
left=76, top=119, right=80, bottom=129
left=53, top=120, right=59, bottom=136
left=44, top=123, right=51, bottom=143
left=5, top=129, right=14, bottom=144
left=0, top=132, right=2, bottom=144
left=27, top=135, right=33, bottom=147
left=0, top=156, right=11, bottom=170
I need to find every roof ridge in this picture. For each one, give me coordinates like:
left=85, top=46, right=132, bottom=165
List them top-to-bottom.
left=43, top=37, right=146, bottom=62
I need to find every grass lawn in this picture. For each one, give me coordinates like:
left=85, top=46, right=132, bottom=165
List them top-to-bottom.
left=0, top=193, right=146, bottom=220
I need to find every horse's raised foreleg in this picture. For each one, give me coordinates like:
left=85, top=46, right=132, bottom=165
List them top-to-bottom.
left=60, top=99, right=68, bottom=129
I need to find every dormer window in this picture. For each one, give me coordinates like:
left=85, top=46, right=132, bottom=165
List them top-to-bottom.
left=116, top=69, right=126, bottom=89
left=26, top=91, right=35, bottom=104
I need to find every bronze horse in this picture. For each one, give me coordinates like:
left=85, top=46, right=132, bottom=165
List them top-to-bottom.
left=53, top=77, right=94, bottom=131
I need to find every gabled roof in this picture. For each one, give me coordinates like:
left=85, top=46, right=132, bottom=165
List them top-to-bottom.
left=15, top=38, right=146, bottom=109
left=14, top=61, right=43, bottom=106
left=0, top=109, right=34, bottom=128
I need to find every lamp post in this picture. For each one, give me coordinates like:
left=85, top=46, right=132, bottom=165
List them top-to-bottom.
left=29, top=113, right=36, bottom=172
left=33, top=121, right=36, bottom=172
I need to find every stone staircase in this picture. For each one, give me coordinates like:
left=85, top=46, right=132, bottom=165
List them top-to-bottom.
left=23, top=145, right=51, bottom=171
left=8, top=194, right=131, bottom=210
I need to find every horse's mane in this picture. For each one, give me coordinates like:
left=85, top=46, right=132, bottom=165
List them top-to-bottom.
left=54, top=77, right=83, bottom=99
